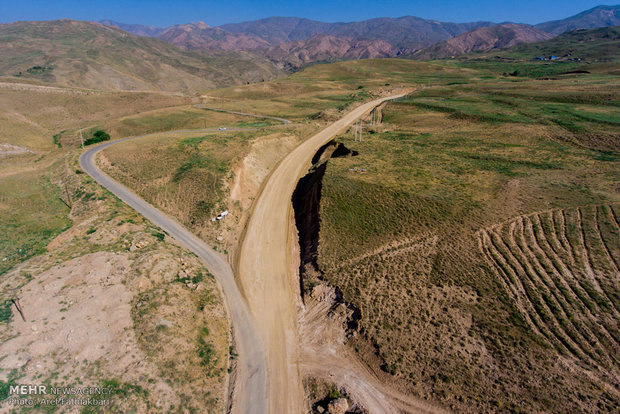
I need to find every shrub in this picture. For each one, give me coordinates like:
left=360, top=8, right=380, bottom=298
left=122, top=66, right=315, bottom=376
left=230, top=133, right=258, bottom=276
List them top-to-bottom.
left=83, top=130, right=111, bottom=146
left=53, top=133, right=62, bottom=148
left=328, top=389, right=341, bottom=400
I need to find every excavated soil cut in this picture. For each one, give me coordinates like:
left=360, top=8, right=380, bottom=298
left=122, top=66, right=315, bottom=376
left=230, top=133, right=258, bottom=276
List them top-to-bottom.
left=291, top=141, right=361, bottom=327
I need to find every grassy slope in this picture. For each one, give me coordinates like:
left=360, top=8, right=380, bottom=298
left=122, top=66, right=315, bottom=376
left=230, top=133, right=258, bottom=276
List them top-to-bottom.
left=0, top=20, right=281, bottom=92
left=2, top=31, right=617, bottom=410
left=207, top=59, right=479, bottom=120
left=316, top=67, right=619, bottom=412
left=0, top=150, right=230, bottom=412
left=0, top=156, right=71, bottom=276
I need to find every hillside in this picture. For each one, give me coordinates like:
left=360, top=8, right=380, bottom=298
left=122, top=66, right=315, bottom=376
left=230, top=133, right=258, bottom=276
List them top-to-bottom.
left=535, top=5, right=620, bottom=34
left=154, top=16, right=493, bottom=53
left=0, top=20, right=281, bottom=92
left=410, top=23, right=553, bottom=60
left=489, top=25, right=620, bottom=62
left=262, top=34, right=394, bottom=70
left=96, top=58, right=620, bottom=412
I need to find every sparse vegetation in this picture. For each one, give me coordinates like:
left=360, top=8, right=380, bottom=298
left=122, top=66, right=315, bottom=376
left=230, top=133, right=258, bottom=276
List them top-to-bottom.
left=0, top=163, right=72, bottom=276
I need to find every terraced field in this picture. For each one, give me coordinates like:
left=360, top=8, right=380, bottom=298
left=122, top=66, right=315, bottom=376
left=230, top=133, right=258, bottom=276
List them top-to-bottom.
left=480, top=204, right=620, bottom=393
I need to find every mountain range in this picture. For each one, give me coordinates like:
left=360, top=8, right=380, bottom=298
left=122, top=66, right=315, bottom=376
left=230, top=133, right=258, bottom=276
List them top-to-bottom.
left=99, top=5, right=620, bottom=66
left=1, top=6, right=618, bottom=92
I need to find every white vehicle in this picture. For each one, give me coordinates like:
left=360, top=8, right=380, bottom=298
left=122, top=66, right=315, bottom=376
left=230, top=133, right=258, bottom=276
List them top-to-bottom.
left=219, top=127, right=227, bottom=130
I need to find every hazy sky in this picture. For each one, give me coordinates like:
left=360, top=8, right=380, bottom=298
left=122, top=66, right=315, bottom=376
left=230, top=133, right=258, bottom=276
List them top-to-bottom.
left=0, top=0, right=610, bottom=26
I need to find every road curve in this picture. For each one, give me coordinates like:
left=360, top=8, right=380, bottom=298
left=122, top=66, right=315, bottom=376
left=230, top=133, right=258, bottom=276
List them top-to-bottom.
left=235, top=91, right=412, bottom=414
left=79, top=128, right=269, bottom=414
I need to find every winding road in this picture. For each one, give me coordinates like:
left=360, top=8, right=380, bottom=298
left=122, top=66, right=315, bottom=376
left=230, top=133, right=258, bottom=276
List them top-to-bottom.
left=79, top=94, right=408, bottom=414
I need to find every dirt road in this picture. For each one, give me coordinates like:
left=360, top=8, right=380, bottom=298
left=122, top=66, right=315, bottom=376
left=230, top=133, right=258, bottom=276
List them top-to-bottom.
left=236, top=92, right=411, bottom=413
left=194, top=104, right=292, bottom=124
left=79, top=130, right=268, bottom=414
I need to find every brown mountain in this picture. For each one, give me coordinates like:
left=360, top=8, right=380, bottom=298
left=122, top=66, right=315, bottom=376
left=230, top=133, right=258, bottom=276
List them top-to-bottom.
left=535, top=5, right=620, bottom=35
left=150, top=16, right=494, bottom=67
left=220, top=16, right=493, bottom=50
left=156, top=17, right=493, bottom=53
left=0, top=20, right=282, bottom=92
left=158, top=22, right=271, bottom=51
left=409, top=23, right=554, bottom=59
left=262, top=34, right=394, bottom=70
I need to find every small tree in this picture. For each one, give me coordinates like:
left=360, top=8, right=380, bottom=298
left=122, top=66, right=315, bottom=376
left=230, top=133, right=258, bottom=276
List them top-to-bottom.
left=83, top=130, right=111, bottom=146
left=93, top=130, right=110, bottom=141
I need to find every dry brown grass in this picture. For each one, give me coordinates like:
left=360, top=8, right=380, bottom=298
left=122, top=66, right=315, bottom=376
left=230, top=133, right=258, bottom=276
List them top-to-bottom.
left=0, top=84, right=189, bottom=149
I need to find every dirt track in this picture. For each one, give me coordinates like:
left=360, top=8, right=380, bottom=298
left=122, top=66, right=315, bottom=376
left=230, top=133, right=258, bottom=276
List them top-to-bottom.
left=236, top=92, right=411, bottom=413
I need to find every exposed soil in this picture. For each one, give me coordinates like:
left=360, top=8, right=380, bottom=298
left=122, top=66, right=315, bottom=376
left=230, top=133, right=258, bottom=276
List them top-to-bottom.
left=291, top=139, right=444, bottom=413
left=292, top=141, right=358, bottom=297
left=479, top=204, right=620, bottom=398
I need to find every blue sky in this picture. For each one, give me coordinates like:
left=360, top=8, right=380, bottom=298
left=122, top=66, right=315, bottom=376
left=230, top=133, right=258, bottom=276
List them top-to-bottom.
left=0, top=0, right=610, bottom=26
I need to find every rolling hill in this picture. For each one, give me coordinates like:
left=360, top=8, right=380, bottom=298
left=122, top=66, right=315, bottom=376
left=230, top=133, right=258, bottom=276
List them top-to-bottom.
left=535, top=5, right=620, bottom=35
left=0, top=20, right=282, bottom=92
left=410, top=23, right=554, bottom=60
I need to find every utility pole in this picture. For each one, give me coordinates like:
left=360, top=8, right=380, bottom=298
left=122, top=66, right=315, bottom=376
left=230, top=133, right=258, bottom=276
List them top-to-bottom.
left=79, top=128, right=84, bottom=149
